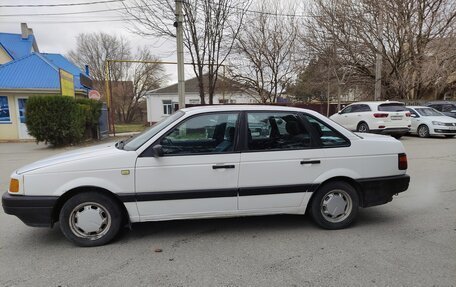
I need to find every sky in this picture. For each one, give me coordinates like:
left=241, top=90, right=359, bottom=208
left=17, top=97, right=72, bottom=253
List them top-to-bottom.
left=0, top=0, right=196, bottom=85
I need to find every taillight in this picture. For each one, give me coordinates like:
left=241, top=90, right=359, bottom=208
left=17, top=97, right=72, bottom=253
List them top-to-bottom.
left=405, top=112, right=411, bottom=117
left=374, top=113, right=388, bottom=118
left=398, top=153, right=407, bottom=170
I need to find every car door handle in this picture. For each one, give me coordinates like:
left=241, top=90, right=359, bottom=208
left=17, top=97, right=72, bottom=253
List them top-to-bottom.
left=300, top=160, right=321, bottom=165
left=212, top=164, right=235, bottom=169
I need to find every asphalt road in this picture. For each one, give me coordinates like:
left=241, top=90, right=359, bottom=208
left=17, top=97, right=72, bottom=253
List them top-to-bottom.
left=0, top=137, right=455, bottom=287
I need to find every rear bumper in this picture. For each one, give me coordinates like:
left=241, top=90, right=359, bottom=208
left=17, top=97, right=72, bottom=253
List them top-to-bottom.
left=371, top=127, right=410, bottom=136
left=356, top=174, right=410, bottom=208
left=2, top=192, right=58, bottom=227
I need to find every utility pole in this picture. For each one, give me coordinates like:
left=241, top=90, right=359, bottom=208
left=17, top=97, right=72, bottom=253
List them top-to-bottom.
left=175, top=0, right=185, bottom=109
left=374, top=10, right=383, bottom=101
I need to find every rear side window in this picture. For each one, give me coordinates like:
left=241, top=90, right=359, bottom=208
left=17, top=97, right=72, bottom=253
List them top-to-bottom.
left=378, top=103, right=406, bottom=112
left=358, top=104, right=371, bottom=112
left=246, top=112, right=311, bottom=151
left=304, top=115, right=350, bottom=148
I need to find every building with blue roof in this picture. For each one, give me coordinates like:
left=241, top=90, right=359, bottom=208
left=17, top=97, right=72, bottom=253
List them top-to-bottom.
left=0, top=23, right=92, bottom=140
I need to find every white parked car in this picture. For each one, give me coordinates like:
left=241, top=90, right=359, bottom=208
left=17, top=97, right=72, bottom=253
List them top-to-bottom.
left=330, top=101, right=411, bottom=138
left=2, top=105, right=410, bottom=247
left=406, top=106, right=456, bottom=138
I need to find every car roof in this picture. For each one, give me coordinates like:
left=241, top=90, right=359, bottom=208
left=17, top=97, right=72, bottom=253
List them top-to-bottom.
left=352, top=101, right=404, bottom=105
left=426, top=101, right=456, bottom=104
left=181, top=105, right=313, bottom=114
left=406, top=106, right=433, bottom=109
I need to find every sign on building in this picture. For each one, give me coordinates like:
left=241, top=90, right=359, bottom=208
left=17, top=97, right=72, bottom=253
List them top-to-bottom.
left=59, top=69, right=75, bottom=97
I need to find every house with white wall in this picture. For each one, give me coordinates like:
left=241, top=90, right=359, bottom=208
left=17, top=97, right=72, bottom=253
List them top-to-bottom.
left=146, top=75, right=257, bottom=123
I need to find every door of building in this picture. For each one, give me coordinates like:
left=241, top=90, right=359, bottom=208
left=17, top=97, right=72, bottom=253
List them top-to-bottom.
left=16, top=98, right=33, bottom=140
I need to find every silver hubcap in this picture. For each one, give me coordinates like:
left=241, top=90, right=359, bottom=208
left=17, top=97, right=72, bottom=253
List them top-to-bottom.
left=320, top=189, right=352, bottom=223
left=69, top=202, right=111, bottom=240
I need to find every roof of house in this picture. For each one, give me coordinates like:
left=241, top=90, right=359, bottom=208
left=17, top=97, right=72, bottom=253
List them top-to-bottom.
left=0, top=32, right=36, bottom=60
left=0, top=52, right=86, bottom=90
left=149, top=75, right=247, bottom=94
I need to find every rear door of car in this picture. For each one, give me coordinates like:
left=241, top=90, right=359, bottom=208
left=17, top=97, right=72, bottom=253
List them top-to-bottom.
left=237, top=110, right=351, bottom=211
left=135, top=111, right=241, bottom=220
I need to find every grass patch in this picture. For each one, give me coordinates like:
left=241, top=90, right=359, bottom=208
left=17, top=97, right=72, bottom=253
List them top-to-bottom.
left=114, top=123, right=147, bottom=133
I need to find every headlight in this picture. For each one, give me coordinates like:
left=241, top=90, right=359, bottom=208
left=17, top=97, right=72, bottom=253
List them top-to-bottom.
left=432, top=121, right=445, bottom=126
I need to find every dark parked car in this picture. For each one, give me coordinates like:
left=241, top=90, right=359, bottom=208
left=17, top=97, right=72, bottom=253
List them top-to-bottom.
left=426, top=101, right=456, bottom=119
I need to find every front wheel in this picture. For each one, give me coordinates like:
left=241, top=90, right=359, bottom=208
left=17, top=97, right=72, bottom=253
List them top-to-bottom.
left=417, top=125, right=430, bottom=138
left=310, top=181, right=359, bottom=229
left=59, top=192, right=123, bottom=247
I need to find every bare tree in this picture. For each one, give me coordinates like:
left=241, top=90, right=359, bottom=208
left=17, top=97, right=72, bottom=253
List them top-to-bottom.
left=124, top=0, right=251, bottom=104
left=305, top=0, right=456, bottom=100
left=228, top=1, right=300, bottom=103
left=68, top=33, right=166, bottom=123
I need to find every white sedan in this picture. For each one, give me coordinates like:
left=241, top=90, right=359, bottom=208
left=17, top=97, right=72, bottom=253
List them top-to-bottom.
left=2, top=105, right=410, bottom=246
left=406, top=106, right=456, bottom=138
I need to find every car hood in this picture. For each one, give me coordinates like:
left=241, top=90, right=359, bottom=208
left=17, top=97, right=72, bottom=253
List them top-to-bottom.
left=422, top=116, right=456, bottom=123
left=16, top=142, right=119, bottom=174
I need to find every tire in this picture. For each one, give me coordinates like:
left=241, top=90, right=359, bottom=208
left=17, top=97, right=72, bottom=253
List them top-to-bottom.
left=356, top=122, right=369, bottom=133
left=417, top=125, right=430, bottom=138
left=392, top=135, right=402, bottom=139
left=444, top=135, right=455, bottom=138
left=310, top=181, right=359, bottom=230
left=59, top=192, right=123, bottom=247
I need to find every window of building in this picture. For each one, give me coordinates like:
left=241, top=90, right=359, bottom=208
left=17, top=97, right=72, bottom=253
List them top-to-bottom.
left=0, top=96, right=11, bottom=123
left=163, top=100, right=172, bottom=115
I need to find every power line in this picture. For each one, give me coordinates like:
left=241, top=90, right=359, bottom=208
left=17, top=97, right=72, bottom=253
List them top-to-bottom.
left=0, top=0, right=124, bottom=8
left=0, top=7, right=126, bottom=17
left=0, top=18, right=134, bottom=24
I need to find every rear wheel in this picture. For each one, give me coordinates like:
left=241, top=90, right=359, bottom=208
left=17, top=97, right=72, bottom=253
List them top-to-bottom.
left=356, top=122, right=369, bottom=133
left=417, top=125, right=430, bottom=138
left=310, top=181, right=359, bottom=229
left=59, top=192, right=123, bottom=247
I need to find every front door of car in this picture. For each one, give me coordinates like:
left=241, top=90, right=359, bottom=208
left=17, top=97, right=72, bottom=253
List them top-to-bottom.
left=334, top=106, right=354, bottom=128
left=238, top=111, right=349, bottom=211
left=135, top=112, right=241, bottom=220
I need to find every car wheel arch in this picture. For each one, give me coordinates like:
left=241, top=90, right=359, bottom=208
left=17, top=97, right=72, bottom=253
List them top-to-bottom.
left=306, top=176, right=363, bottom=213
left=51, top=186, right=130, bottom=228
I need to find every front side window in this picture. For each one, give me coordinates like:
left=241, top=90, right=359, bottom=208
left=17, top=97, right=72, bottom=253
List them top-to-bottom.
left=0, top=96, right=11, bottom=122
left=442, top=104, right=456, bottom=113
left=340, top=105, right=353, bottom=114
left=406, top=108, right=419, bottom=118
left=160, top=112, right=239, bottom=155
left=246, top=112, right=311, bottom=151
left=304, top=115, right=350, bottom=147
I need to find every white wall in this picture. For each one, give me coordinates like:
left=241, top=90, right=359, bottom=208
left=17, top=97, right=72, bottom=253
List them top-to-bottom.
left=146, top=92, right=256, bottom=123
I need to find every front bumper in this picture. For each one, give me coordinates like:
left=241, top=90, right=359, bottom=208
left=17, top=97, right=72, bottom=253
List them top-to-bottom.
left=356, top=174, right=410, bottom=207
left=2, top=192, right=58, bottom=227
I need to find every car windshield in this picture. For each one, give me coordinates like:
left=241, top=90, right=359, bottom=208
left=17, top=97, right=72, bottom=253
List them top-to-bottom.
left=378, top=103, right=406, bottom=112
left=415, top=108, right=444, bottom=117
left=122, top=111, right=184, bottom=151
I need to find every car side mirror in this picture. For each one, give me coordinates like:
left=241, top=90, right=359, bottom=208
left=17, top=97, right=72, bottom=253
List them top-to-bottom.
left=338, top=111, right=342, bottom=114
left=152, top=145, right=164, bottom=157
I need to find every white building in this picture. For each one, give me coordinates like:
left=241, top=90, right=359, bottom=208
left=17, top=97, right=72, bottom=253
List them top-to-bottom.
left=146, top=76, right=257, bottom=123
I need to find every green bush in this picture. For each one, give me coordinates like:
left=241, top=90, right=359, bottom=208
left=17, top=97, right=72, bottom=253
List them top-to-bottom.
left=26, top=96, right=99, bottom=146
